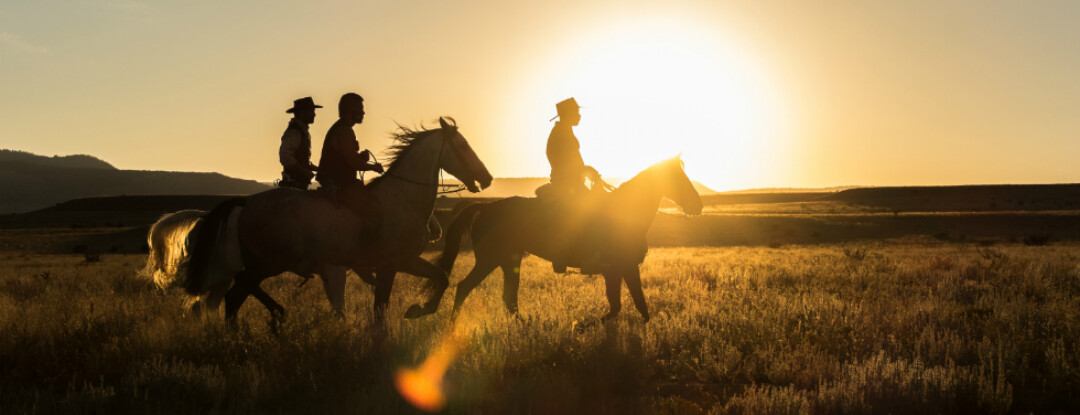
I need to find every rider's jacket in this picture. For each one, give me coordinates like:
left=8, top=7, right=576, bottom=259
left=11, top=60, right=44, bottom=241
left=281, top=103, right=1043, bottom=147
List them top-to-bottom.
left=279, top=118, right=313, bottom=183
left=316, top=119, right=369, bottom=189
left=546, top=121, right=586, bottom=190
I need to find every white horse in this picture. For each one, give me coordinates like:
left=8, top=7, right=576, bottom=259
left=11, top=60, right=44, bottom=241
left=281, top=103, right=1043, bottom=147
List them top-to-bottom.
left=171, top=117, right=491, bottom=325
left=141, top=207, right=250, bottom=316
left=141, top=209, right=202, bottom=291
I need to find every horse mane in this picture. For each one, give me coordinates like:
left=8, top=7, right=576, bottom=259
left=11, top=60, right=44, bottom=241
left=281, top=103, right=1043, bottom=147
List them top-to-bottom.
left=368, top=117, right=456, bottom=188
left=615, top=157, right=685, bottom=193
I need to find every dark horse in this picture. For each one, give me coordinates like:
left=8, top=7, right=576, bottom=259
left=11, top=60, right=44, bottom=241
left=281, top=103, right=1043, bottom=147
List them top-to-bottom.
left=180, top=118, right=491, bottom=325
left=434, top=156, right=703, bottom=322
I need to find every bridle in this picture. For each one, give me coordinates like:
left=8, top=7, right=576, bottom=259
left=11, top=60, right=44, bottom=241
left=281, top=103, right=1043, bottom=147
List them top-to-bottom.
left=371, top=129, right=471, bottom=194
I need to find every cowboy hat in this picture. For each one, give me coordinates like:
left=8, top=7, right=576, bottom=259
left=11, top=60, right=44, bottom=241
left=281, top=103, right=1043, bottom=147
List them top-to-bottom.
left=286, top=96, right=323, bottom=113
left=549, top=97, right=582, bottom=121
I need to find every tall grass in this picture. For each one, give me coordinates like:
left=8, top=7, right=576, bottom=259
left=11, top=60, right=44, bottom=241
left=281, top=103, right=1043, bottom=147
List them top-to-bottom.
left=1, top=242, right=1077, bottom=413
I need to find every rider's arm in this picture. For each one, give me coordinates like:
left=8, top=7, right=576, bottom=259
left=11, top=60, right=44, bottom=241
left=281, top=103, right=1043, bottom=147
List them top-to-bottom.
left=339, top=136, right=383, bottom=173
left=355, top=150, right=384, bottom=173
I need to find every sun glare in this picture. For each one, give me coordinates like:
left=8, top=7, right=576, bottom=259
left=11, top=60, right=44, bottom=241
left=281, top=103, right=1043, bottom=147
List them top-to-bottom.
left=528, top=17, right=789, bottom=191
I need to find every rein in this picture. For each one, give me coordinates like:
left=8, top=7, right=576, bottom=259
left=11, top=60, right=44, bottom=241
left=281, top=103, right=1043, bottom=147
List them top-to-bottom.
left=377, top=131, right=468, bottom=194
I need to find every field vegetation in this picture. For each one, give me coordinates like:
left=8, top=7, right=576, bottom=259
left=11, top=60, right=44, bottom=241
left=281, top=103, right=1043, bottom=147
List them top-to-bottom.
left=2, top=240, right=1078, bottom=413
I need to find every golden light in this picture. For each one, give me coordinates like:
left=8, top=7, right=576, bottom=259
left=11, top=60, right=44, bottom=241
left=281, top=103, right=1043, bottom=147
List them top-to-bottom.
left=523, top=16, right=791, bottom=191
left=394, top=323, right=469, bottom=412
left=394, top=340, right=459, bottom=412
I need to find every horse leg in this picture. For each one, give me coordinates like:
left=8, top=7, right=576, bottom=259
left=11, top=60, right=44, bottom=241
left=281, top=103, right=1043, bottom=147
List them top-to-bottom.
left=500, top=254, right=523, bottom=315
left=400, top=257, right=448, bottom=319
left=451, top=257, right=500, bottom=316
left=372, top=264, right=396, bottom=326
left=318, top=265, right=348, bottom=318
left=622, top=265, right=650, bottom=322
left=224, top=269, right=263, bottom=328
left=600, top=272, right=623, bottom=322
left=223, top=283, right=252, bottom=329
left=189, top=284, right=229, bottom=319
left=203, top=284, right=228, bottom=312
left=249, top=285, right=287, bottom=334
left=250, top=286, right=286, bottom=320
left=187, top=297, right=208, bottom=319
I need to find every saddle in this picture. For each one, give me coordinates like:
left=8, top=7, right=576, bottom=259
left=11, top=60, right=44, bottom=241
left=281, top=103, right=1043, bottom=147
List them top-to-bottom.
left=315, top=181, right=382, bottom=234
left=535, top=182, right=612, bottom=272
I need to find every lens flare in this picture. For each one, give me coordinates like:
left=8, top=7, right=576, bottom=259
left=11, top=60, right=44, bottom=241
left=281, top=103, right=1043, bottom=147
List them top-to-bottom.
left=394, top=326, right=467, bottom=412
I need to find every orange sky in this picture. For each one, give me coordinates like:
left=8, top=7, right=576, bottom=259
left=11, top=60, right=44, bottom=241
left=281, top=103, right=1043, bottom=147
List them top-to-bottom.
left=2, top=1, right=1078, bottom=191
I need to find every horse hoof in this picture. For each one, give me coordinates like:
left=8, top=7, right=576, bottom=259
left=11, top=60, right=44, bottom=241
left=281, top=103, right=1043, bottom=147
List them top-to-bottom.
left=404, top=304, right=426, bottom=319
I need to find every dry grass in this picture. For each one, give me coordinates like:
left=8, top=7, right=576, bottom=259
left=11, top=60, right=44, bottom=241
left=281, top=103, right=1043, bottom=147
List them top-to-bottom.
left=1, top=242, right=1078, bottom=414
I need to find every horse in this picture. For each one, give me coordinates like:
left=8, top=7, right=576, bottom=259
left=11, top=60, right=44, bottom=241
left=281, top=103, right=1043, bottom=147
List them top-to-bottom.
left=181, top=117, right=492, bottom=325
left=434, top=155, right=702, bottom=322
left=141, top=207, right=354, bottom=317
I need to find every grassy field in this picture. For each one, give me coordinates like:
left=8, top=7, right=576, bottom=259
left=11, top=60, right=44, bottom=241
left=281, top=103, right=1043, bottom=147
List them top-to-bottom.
left=2, top=240, right=1078, bottom=414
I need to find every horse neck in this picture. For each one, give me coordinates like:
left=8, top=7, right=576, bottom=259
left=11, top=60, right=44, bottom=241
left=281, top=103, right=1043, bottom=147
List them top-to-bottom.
left=372, top=135, right=442, bottom=218
left=612, top=173, right=666, bottom=229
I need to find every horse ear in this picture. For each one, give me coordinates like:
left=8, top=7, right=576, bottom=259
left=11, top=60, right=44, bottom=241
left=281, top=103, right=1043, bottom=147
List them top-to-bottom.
left=439, top=117, right=450, bottom=129
left=676, top=152, right=682, bottom=161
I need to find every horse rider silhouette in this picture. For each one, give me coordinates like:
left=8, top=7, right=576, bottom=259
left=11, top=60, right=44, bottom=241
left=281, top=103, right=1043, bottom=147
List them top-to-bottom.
left=310, top=92, right=386, bottom=287
left=316, top=92, right=442, bottom=242
left=315, top=93, right=386, bottom=217
left=316, top=93, right=384, bottom=190
left=278, top=97, right=321, bottom=190
left=536, top=97, right=613, bottom=273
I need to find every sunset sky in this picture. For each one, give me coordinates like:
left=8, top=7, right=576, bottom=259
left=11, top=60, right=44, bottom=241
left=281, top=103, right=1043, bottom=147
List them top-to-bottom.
left=2, top=1, right=1078, bottom=191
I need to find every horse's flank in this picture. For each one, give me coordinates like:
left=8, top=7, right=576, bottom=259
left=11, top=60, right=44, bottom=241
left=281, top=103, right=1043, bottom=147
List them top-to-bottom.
left=435, top=155, right=702, bottom=320
left=183, top=198, right=246, bottom=295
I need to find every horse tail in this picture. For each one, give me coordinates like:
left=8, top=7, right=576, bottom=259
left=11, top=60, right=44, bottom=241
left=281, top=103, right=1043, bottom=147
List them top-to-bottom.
left=181, top=197, right=246, bottom=295
left=434, top=202, right=486, bottom=276
left=139, top=210, right=205, bottom=290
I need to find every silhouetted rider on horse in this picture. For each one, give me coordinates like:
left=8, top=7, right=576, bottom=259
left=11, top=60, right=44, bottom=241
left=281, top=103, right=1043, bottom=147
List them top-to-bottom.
left=315, top=93, right=384, bottom=228
left=317, top=93, right=384, bottom=189
left=278, top=97, right=321, bottom=190
left=537, top=97, right=613, bottom=273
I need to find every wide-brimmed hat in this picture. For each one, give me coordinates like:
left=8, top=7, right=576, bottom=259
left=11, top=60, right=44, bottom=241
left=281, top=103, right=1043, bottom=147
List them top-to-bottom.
left=286, top=97, right=323, bottom=113
left=549, top=97, right=581, bottom=121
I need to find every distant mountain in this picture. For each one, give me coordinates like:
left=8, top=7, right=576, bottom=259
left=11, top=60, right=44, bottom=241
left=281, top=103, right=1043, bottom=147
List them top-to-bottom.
left=0, top=149, right=116, bottom=170
left=0, top=149, right=724, bottom=213
left=1, top=149, right=270, bottom=213
left=826, top=184, right=1080, bottom=212
left=717, top=186, right=859, bottom=194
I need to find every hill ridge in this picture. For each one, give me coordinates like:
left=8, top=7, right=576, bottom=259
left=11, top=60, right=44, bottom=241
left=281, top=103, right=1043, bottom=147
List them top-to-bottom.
left=0, top=149, right=116, bottom=170
left=1, top=150, right=270, bottom=213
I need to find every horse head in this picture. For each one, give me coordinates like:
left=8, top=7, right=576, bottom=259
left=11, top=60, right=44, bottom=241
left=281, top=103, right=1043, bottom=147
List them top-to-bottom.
left=437, top=117, right=493, bottom=193
left=657, top=154, right=703, bottom=215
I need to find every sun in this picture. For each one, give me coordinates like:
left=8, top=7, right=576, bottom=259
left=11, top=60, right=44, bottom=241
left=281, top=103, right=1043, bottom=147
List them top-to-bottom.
left=524, top=17, right=789, bottom=191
